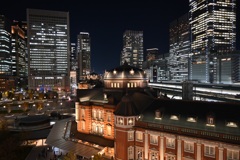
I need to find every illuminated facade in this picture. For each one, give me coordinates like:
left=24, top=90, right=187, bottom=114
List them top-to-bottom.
left=189, top=0, right=236, bottom=83
left=27, top=9, right=70, bottom=92
left=169, top=13, right=190, bottom=81
left=0, top=15, right=12, bottom=76
left=0, top=15, right=14, bottom=91
left=11, top=22, right=27, bottom=90
left=121, top=30, right=144, bottom=69
left=77, top=32, right=91, bottom=81
left=70, top=43, right=77, bottom=95
left=70, top=43, right=78, bottom=71
left=146, top=48, right=160, bottom=61
left=75, top=63, right=240, bottom=159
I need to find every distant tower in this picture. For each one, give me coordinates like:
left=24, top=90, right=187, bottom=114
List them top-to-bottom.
left=189, top=0, right=236, bottom=83
left=27, top=9, right=70, bottom=92
left=169, top=13, right=190, bottom=82
left=0, top=15, right=12, bottom=76
left=0, top=15, right=14, bottom=91
left=11, top=21, right=27, bottom=90
left=121, top=30, right=144, bottom=69
left=77, top=32, right=91, bottom=81
left=70, top=43, right=77, bottom=95
left=146, top=48, right=159, bottom=61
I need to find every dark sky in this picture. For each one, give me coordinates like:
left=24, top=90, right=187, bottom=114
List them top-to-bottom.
left=0, top=0, right=239, bottom=74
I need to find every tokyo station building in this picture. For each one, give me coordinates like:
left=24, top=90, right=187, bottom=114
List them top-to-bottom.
left=74, top=62, right=240, bottom=160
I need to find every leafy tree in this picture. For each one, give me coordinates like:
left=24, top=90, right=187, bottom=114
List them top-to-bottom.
left=18, top=93, right=23, bottom=101
left=22, top=102, right=29, bottom=112
left=37, top=102, right=43, bottom=112
left=63, top=151, right=77, bottom=160
left=93, top=153, right=105, bottom=160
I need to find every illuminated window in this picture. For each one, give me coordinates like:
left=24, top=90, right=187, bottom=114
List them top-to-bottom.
left=130, top=69, right=134, bottom=75
left=104, top=93, right=107, bottom=100
left=81, top=108, right=85, bottom=118
left=155, top=109, right=162, bottom=119
left=92, top=110, right=96, bottom=119
left=98, top=110, right=103, bottom=120
left=107, top=112, right=111, bottom=122
left=170, top=115, right=179, bottom=120
left=206, top=115, right=215, bottom=127
left=118, top=117, right=124, bottom=125
left=187, top=117, right=197, bottom=122
left=128, top=118, right=134, bottom=125
left=226, top=122, right=238, bottom=128
left=107, top=124, right=112, bottom=136
left=99, top=125, right=104, bottom=134
left=128, top=131, right=134, bottom=141
left=136, top=131, right=143, bottom=141
left=150, top=135, right=158, bottom=145
left=166, top=138, right=175, bottom=148
left=184, top=141, right=194, bottom=153
left=204, top=145, right=215, bottom=157
left=128, top=146, right=134, bottom=160
left=136, top=149, right=143, bottom=160
left=227, top=150, right=239, bottom=160
left=150, top=152, right=158, bottom=160
left=167, top=155, right=175, bottom=160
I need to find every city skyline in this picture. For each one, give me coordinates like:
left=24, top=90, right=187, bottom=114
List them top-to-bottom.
left=0, top=0, right=239, bottom=74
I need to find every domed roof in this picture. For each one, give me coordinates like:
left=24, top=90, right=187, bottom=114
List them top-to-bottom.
left=104, top=62, right=147, bottom=80
left=114, top=94, right=140, bottom=116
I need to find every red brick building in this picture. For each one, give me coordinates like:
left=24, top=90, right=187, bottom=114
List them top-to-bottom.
left=75, top=63, right=240, bottom=159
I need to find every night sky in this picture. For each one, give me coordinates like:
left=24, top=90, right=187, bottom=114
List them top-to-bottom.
left=0, top=0, right=239, bottom=74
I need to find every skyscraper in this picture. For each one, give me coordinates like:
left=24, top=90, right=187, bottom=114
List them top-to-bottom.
left=189, top=0, right=236, bottom=83
left=27, top=9, right=70, bottom=92
left=169, top=13, right=190, bottom=81
left=0, top=15, right=14, bottom=91
left=0, top=15, right=12, bottom=76
left=11, top=21, right=27, bottom=90
left=121, top=30, right=144, bottom=69
left=77, top=32, right=91, bottom=81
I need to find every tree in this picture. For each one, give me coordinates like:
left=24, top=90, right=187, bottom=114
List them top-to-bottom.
left=38, top=93, right=44, bottom=100
left=22, top=102, right=29, bottom=112
left=37, top=102, right=43, bottom=112
left=63, top=151, right=76, bottom=160
left=93, top=153, right=105, bottom=160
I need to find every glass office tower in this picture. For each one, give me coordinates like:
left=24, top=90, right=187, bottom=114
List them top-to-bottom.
left=189, top=0, right=236, bottom=83
left=27, top=9, right=70, bottom=92
left=169, top=13, right=190, bottom=82
left=0, top=15, right=12, bottom=76
left=121, top=30, right=144, bottom=69
left=77, top=32, right=91, bottom=81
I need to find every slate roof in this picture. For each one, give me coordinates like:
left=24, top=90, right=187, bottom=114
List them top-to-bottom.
left=114, top=94, right=140, bottom=116
left=138, top=96, right=240, bottom=136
